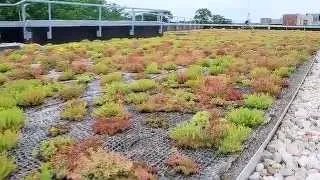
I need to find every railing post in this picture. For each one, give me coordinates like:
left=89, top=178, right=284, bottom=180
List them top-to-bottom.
left=47, top=2, right=52, bottom=40
left=22, top=3, right=31, bottom=41
left=97, top=6, right=102, bottom=37
left=130, top=8, right=135, bottom=36
left=141, top=14, right=144, bottom=21
left=159, top=14, right=163, bottom=34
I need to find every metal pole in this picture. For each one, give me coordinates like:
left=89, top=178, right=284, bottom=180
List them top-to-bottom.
left=47, top=2, right=52, bottom=39
left=22, top=3, right=31, bottom=41
left=97, top=6, right=102, bottom=37
left=18, top=8, right=21, bottom=21
left=130, top=8, right=135, bottom=36
left=141, top=13, right=144, bottom=21
left=159, top=14, right=163, bottom=34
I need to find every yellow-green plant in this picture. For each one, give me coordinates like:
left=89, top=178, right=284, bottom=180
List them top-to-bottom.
left=145, top=62, right=160, bottom=74
left=101, top=72, right=123, bottom=85
left=129, top=79, right=157, bottom=92
left=58, top=85, right=84, bottom=100
left=245, top=94, right=274, bottom=110
left=61, top=99, right=87, bottom=121
left=93, top=102, right=126, bottom=119
left=0, top=107, right=25, bottom=131
left=226, top=108, right=264, bottom=128
left=169, top=111, right=213, bottom=148
left=219, top=125, right=252, bottom=154
left=0, top=130, right=19, bottom=152
left=38, top=136, right=74, bottom=161
left=0, top=153, right=16, bottom=180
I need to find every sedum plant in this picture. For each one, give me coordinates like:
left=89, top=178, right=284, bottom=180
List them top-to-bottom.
left=145, top=63, right=160, bottom=74
left=273, top=67, right=294, bottom=78
left=101, top=72, right=123, bottom=85
left=129, top=79, right=157, bottom=92
left=58, top=85, right=84, bottom=100
left=126, top=92, right=149, bottom=105
left=245, top=94, right=274, bottom=110
left=0, top=95, right=17, bottom=110
left=61, top=99, right=87, bottom=121
left=93, top=102, right=126, bottom=119
left=0, top=107, right=25, bottom=131
left=226, top=108, right=264, bottom=128
left=169, top=111, right=214, bottom=148
left=218, top=125, right=252, bottom=154
left=0, top=130, right=19, bottom=152
left=38, top=136, right=74, bottom=161
left=0, top=153, right=16, bottom=180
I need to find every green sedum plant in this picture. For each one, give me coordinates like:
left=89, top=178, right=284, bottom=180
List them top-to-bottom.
left=205, top=56, right=234, bottom=75
left=145, top=62, right=160, bottom=74
left=162, top=62, right=177, bottom=71
left=0, top=64, right=10, bottom=73
left=186, top=65, right=203, bottom=80
left=250, top=67, right=270, bottom=79
left=273, top=67, right=294, bottom=78
left=58, top=69, right=74, bottom=81
left=101, top=72, right=123, bottom=85
left=165, top=73, right=179, bottom=88
left=0, top=74, right=6, bottom=85
left=76, top=74, right=93, bottom=84
left=129, top=79, right=157, bottom=92
left=103, top=81, right=130, bottom=102
left=58, top=85, right=84, bottom=100
left=17, top=87, right=47, bottom=106
left=126, top=92, right=149, bottom=105
left=245, top=94, right=274, bottom=110
left=0, top=95, right=17, bottom=110
left=61, top=99, right=87, bottom=121
left=93, top=102, right=126, bottom=119
left=0, top=107, right=25, bottom=131
left=226, top=108, right=264, bottom=128
left=169, top=111, right=213, bottom=148
left=219, top=125, right=252, bottom=154
left=0, top=130, right=19, bottom=152
left=38, top=136, right=74, bottom=161
left=0, top=153, right=16, bottom=180
left=25, top=163, right=53, bottom=180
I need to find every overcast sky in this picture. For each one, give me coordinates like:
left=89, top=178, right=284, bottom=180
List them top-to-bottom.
left=110, top=0, right=320, bottom=23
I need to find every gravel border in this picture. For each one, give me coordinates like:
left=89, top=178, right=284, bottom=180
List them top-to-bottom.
left=223, top=57, right=316, bottom=179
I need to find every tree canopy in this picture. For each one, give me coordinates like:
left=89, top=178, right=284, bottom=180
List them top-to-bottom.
left=0, top=0, right=124, bottom=21
left=193, top=8, right=231, bottom=24
left=194, top=8, right=212, bottom=24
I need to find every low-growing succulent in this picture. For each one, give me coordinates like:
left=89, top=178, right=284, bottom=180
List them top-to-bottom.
left=226, top=108, right=265, bottom=128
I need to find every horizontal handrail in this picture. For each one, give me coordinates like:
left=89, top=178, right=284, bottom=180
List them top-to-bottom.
left=0, top=0, right=169, bottom=12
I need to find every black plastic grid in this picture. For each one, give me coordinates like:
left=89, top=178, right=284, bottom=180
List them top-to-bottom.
left=10, top=79, right=235, bottom=179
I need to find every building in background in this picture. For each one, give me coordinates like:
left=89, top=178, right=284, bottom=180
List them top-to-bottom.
left=283, top=14, right=313, bottom=26
left=308, top=14, right=320, bottom=25
left=260, top=18, right=282, bottom=25
left=260, top=18, right=272, bottom=25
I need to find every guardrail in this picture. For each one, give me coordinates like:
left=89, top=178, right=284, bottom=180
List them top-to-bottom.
left=0, top=0, right=170, bottom=40
left=2, top=0, right=320, bottom=43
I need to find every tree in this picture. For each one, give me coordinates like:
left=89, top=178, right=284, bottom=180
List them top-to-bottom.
left=0, top=0, right=124, bottom=21
left=193, top=8, right=232, bottom=24
left=194, top=8, right=212, bottom=24
left=212, top=15, right=232, bottom=24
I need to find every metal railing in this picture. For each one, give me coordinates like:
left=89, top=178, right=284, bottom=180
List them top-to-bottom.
left=0, top=0, right=171, bottom=40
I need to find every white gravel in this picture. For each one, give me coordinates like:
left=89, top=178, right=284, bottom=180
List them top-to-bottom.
left=249, top=56, right=320, bottom=180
